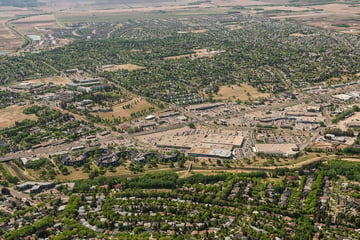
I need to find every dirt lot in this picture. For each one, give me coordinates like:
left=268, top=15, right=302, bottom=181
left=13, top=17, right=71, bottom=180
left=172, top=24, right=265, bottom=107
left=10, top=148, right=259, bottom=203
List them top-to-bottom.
left=165, top=48, right=225, bottom=60
left=103, top=64, right=146, bottom=72
left=27, top=76, right=71, bottom=86
left=213, top=84, right=270, bottom=101
left=93, top=97, right=155, bottom=119
left=0, top=105, right=37, bottom=128
left=337, top=112, right=360, bottom=131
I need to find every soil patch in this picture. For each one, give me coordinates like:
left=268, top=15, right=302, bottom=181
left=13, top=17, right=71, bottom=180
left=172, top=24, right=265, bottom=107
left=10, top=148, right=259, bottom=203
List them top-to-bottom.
left=103, top=64, right=146, bottom=72
left=27, top=76, right=71, bottom=86
left=93, top=97, right=155, bottom=119
left=0, top=105, right=37, bottom=128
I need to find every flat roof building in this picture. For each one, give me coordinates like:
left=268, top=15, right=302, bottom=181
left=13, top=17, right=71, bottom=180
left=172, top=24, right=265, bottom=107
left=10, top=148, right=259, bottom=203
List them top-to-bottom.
left=333, top=94, right=353, bottom=101
left=186, top=102, right=225, bottom=111
left=156, top=132, right=244, bottom=149
left=189, top=148, right=232, bottom=159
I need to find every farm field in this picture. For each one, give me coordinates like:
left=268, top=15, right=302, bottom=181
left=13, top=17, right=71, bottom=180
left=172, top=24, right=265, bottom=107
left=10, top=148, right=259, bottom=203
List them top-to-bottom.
left=269, top=3, right=360, bottom=32
left=0, top=6, right=41, bottom=52
left=11, top=14, right=59, bottom=35
left=0, top=19, right=22, bottom=53
left=337, top=112, right=360, bottom=131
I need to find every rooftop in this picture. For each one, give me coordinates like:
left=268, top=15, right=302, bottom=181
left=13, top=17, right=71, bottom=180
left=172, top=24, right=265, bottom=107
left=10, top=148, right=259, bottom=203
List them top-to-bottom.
left=156, top=131, right=244, bottom=149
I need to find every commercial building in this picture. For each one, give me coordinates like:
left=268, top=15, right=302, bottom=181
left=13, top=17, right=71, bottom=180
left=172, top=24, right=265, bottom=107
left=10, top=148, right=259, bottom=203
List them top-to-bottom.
left=186, top=102, right=225, bottom=111
left=159, top=111, right=180, bottom=118
left=156, top=130, right=244, bottom=159
left=157, top=132, right=244, bottom=150
left=189, top=146, right=233, bottom=159
left=16, top=182, right=55, bottom=194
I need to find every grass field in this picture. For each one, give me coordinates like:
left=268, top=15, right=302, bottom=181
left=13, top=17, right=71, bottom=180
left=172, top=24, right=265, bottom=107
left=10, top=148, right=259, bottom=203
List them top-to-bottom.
left=103, top=64, right=146, bottom=72
left=213, top=84, right=270, bottom=101
left=93, top=97, right=155, bottom=119
left=0, top=105, right=37, bottom=128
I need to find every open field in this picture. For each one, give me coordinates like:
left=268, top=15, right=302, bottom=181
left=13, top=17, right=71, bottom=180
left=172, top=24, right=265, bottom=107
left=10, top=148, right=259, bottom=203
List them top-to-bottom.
left=270, top=3, right=360, bottom=32
left=0, top=6, right=38, bottom=18
left=55, top=6, right=229, bottom=23
left=12, top=14, right=60, bottom=35
left=0, top=19, right=23, bottom=52
left=164, top=48, right=225, bottom=60
left=103, top=64, right=146, bottom=72
left=27, top=76, right=71, bottom=86
left=213, top=84, right=270, bottom=101
left=93, top=97, right=155, bottom=119
left=0, top=105, right=37, bottom=128
left=337, top=112, right=360, bottom=131
left=56, top=168, right=90, bottom=181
